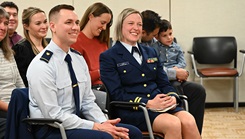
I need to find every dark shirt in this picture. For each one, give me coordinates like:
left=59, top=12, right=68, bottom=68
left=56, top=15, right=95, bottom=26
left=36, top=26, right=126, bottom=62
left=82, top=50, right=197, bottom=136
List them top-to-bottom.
left=9, top=32, right=22, bottom=48
left=12, top=39, right=35, bottom=87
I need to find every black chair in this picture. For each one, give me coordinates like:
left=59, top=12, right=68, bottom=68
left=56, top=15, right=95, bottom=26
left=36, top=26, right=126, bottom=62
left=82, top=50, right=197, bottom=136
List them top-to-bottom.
left=188, top=36, right=245, bottom=112
left=5, top=88, right=67, bottom=139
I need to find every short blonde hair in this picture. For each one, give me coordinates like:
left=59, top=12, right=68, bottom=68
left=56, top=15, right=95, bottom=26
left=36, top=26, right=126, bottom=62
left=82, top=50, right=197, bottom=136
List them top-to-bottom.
left=114, top=8, right=142, bottom=41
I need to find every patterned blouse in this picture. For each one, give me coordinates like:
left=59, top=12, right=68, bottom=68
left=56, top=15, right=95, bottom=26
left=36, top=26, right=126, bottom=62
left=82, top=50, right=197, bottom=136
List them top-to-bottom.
left=0, top=49, right=24, bottom=103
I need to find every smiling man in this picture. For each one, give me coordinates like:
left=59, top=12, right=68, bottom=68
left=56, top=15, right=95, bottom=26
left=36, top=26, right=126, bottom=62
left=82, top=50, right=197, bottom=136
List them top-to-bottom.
left=0, top=1, right=22, bottom=47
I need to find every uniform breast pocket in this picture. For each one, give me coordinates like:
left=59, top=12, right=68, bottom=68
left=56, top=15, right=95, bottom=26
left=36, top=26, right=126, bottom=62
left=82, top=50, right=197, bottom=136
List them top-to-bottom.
left=117, top=64, right=134, bottom=75
left=76, top=74, right=88, bottom=93
left=56, top=79, right=72, bottom=104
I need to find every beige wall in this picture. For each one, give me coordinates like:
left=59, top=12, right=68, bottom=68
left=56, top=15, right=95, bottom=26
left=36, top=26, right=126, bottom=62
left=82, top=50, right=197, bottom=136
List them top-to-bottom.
left=10, top=0, right=245, bottom=103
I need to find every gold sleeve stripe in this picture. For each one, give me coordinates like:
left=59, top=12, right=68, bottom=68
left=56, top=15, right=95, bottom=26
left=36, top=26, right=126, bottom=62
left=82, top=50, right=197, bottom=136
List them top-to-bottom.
left=133, top=97, right=139, bottom=110
left=133, top=97, right=142, bottom=110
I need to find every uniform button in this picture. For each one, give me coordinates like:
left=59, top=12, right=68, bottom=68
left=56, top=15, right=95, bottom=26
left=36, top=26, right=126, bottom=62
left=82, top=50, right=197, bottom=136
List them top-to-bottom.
left=46, top=52, right=50, bottom=55
left=166, top=54, right=168, bottom=57
left=166, top=60, right=168, bottom=62
left=154, top=67, right=156, bottom=70
left=123, top=70, right=126, bottom=73
left=142, top=73, right=145, bottom=77
left=144, top=84, right=147, bottom=87
left=147, top=94, right=150, bottom=97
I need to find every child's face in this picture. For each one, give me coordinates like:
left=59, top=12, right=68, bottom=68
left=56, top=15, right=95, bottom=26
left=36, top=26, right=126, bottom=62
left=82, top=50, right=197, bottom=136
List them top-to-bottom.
left=157, top=29, right=174, bottom=46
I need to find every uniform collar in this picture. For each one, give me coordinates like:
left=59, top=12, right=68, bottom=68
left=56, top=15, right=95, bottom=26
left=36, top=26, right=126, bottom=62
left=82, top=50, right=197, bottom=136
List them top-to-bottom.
left=48, top=40, right=69, bottom=64
left=120, top=41, right=139, bottom=53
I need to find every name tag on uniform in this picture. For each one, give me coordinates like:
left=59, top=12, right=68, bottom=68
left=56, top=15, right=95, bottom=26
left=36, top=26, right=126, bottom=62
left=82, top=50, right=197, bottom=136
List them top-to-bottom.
left=147, top=57, right=158, bottom=63
left=117, top=61, right=129, bottom=67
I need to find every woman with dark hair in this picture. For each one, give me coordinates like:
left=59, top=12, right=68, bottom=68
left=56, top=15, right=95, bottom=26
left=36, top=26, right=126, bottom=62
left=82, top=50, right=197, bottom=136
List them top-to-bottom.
left=71, top=2, right=113, bottom=110
left=12, top=7, right=48, bottom=87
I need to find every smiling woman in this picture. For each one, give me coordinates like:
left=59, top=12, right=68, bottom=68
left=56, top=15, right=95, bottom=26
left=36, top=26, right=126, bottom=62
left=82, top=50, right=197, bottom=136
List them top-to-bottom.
left=71, top=2, right=113, bottom=110
left=0, top=6, right=24, bottom=119
left=12, top=7, right=48, bottom=87
left=100, top=8, right=201, bottom=139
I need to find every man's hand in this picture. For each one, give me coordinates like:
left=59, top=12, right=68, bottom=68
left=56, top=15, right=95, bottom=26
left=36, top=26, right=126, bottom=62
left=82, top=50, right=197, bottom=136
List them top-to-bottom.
left=173, top=67, right=189, bottom=82
left=93, top=118, right=129, bottom=139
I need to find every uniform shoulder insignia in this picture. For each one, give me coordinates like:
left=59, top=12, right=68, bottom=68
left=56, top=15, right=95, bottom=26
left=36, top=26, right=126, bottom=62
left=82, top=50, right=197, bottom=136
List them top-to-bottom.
left=70, top=48, right=81, bottom=55
left=40, top=50, right=53, bottom=63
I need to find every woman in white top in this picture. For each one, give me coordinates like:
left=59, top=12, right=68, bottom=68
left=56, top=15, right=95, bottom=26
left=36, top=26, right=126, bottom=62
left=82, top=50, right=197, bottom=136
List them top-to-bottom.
left=0, top=7, right=24, bottom=118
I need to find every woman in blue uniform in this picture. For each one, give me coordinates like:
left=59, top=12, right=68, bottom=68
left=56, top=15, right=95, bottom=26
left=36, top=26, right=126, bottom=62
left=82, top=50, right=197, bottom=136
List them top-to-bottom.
left=100, top=8, right=201, bottom=139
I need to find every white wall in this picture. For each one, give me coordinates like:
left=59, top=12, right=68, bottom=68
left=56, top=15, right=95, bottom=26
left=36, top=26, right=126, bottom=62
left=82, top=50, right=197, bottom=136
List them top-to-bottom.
left=9, top=0, right=245, bottom=103
left=171, top=0, right=245, bottom=103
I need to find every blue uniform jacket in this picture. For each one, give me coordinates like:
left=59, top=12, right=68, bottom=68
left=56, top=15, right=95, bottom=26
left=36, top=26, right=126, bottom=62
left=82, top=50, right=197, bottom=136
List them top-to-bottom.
left=100, top=41, right=181, bottom=106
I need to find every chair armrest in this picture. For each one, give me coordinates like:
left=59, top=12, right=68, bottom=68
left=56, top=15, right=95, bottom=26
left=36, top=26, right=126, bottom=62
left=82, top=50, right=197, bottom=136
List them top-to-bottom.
left=239, top=49, right=245, bottom=76
left=239, top=50, right=245, bottom=53
left=187, top=51, right=193, bottom=54
left=188, top=51, right=201, bottom=77
left=179, top=95, right=188, bottom=100
left=179, top=95, right=189, bottom=111
left=110, top=101, right=146, bottom=108
left=22, top=118, right=67, bottom=139
left=22, top=118, right=62, bottom=125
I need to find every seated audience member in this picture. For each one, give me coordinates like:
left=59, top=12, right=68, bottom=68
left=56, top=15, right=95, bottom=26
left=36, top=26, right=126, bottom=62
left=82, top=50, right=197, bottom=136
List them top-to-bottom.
left=0, top=1, right=22, bottom=47
left=71, top=2, right=113, bottom=110
left=27, top=4, right=142, bottom=139
left=0, top=6, right=24, bottom=118
left=12, top=7, right=48, bottom=87
left=100, top=8, right=201, bottom=139
left=140, top=9, right=206, bottom=134
left=140, top=10, right=161, bottom=47
left=152, top=19, right=206, bottom=134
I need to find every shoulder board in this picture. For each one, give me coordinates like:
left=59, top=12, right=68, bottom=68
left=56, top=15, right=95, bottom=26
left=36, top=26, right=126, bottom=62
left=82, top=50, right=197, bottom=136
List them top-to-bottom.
left=70, top=48, right=81, bottom=55
left=40, top=50, right=53, bottom=63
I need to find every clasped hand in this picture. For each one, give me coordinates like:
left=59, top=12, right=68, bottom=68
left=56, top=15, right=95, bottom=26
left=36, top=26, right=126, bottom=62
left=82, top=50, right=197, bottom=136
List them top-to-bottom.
left=173, top=67, right=189, bottom=82
left=146, top=94, right=177, bottom=110
left=93, top=118, right=129, bottom=139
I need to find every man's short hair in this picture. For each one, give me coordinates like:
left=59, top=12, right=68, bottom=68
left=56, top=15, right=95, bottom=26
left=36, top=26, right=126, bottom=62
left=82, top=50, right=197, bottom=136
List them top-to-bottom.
left=0, top=1, right=19, bottom=13
left=49, top=4, right=74, bottom=22
left=141, top=10, right=161, bottom=34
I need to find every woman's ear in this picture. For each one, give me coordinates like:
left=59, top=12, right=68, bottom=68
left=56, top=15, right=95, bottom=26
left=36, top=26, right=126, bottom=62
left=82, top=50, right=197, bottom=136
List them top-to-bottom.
left=88, top=13, right=94, bottom=20
left=23, top=24, right=29, bottom=30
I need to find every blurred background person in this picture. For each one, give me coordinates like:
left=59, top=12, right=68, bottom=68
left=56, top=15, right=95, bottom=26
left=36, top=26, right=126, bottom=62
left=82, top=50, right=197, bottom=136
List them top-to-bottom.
left=0, top=1, right=23, bottom=47
left=0, top=6, right=24, bottom=119
left=12, top=7, right=48, bottom=87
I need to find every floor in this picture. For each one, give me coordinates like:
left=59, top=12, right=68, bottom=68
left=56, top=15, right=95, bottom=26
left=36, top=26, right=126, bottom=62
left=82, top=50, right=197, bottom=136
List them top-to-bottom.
left=202, top=107, right=245, bottom=139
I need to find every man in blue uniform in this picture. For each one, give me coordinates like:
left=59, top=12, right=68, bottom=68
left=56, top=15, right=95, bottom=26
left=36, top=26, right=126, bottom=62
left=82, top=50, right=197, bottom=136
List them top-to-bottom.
left=26, top=4, right=142, bottom=139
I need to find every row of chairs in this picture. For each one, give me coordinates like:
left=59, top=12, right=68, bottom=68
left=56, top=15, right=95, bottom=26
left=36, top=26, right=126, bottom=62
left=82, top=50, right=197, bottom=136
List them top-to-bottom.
left=5, top=36, right=245, bottom=139
left=5, top=87, right=188, bottom=139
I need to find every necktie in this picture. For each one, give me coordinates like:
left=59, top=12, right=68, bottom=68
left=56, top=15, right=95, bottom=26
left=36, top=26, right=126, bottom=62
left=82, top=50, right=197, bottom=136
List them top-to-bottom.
left=131, top=46, right=142, bottom=64
left=131, top=46, right=141, bottom=56
left=65, top=54, right=80, bottom=116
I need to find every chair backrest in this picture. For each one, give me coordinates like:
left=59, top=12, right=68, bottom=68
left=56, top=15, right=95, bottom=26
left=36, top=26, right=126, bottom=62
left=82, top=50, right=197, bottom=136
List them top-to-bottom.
left=192, top=36, right=237, bottom=68
left=5, top=88, right=33, bottom=139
